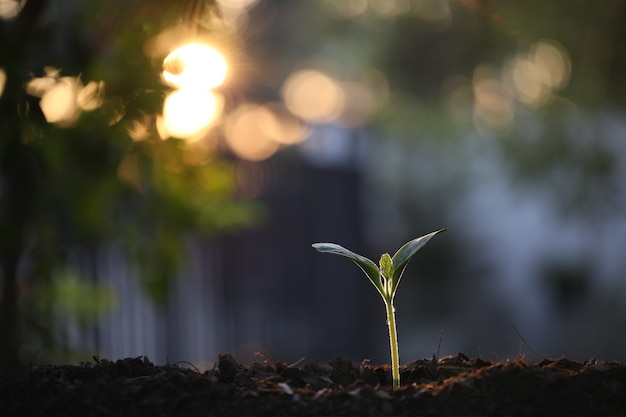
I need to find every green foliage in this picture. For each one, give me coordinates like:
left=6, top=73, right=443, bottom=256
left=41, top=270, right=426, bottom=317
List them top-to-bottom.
left=0, top=0, right=261, bottom=371
left=313, top=228, right=446, bottom=388
left=313, top=229, right=446, bottom=303
left=49, top=270, right=117, bottom=325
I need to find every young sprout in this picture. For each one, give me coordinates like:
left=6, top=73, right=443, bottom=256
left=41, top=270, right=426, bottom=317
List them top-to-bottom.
left=312, top=228, right=446, bottom=389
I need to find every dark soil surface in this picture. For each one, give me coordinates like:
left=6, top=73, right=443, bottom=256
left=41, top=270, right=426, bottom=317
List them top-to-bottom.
left=1, top=353, right=625, bottom=416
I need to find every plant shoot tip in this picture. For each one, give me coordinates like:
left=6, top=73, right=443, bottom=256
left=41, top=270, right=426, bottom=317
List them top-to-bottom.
left=311, top=229, right=446, bottom=389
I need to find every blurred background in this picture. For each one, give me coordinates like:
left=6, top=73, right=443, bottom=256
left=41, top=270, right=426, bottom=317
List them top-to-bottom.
left=2, top=0, right=626, bottom=375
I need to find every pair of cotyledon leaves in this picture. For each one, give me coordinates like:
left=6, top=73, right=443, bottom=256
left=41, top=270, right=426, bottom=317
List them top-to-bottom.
left=312, top=228, right=446, bottom=303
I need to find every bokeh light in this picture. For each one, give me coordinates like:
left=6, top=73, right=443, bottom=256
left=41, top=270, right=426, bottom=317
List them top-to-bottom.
left=0, top=0, right=25, bottom=20
left=216, top=0, right=260, bottom=29
left=217, top=0, right=259, bottom=9
left=321, top=0, right=450, bottom=23
left=370, top=0, right=410, bottom=18
left=470, top=40, right=571, bottom=133
left=504, top=40, right=571, bottom=108
left=531, top=40, right=571, bottom=89
left=159, top=42, right=229, bottom=140
left=162, top=43, right=228, bottom=91
left=25, top=67, right=105, bottom=127
left=281, top=67, right=388, bottom=129
left=472, top=67, right=514, bottom=132
left=0, top=68, right=6, bottom=97
left=282, top=69, right=345, bottom=124
left=39, top=78, right=81, bottom=125
left=77, top=81, right=105, bottom=111
left=338, top=81, right=379, bottom=127
left=162, top=89, right=222, bottom=140
left=222, top=102, right=310, bottom=161
left=261, top=102, right=310, bottom=145
left=224, top=104, right=280, bottom=161
left=127, top=114, right=152, bottom=142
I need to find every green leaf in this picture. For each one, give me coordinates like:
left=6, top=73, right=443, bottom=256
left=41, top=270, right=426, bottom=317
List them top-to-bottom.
left=390, top=228, right=447, bottom=297
left=312, top=243, right=383, bottom=295
left=379, top=253, right=393, bottom=279
left=379, top=253, right=393, bottom=297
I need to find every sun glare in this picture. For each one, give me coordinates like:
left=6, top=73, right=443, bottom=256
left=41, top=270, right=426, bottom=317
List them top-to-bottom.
left=160, top=43, right=228, bottom=139
left=162, top=43, right=228, bottom=91
left=162, top=89, right=222, bottom=139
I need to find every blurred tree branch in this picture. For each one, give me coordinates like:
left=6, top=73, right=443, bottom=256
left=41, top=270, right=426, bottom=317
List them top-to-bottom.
left=0, top=0, right=259, bottom=376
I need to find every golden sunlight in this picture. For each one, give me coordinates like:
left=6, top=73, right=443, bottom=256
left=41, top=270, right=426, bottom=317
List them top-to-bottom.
left=217, top=0, right=259, bottom=9
left=162, top=43, right=228, bottom=91
left=25, top=67, right=105, bottom=127
left=39, top=78, right=81, bottom=125
left=77, top=81, right=105, bottom=111
left=162, top=89, right=222, bottom=139
left=127, top=114, right=152, bottom=142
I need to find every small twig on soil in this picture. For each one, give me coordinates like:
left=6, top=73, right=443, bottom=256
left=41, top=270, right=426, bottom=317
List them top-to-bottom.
left=511, top=323, right=549, bottom=360
left=436, top=329, right=445, bottom=360
left=254, top=351, right=273, bottom=365
left=288, top=357, right=308, bottom=368
left=174, top=361, right=201, bottom=374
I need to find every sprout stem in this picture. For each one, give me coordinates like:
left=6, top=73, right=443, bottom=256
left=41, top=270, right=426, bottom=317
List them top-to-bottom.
left=312, top=230, right=447, bottom=390
left=385, top=299, right=400, bottom=388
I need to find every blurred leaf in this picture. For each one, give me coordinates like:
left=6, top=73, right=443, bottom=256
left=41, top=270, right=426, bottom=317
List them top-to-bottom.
left=50, top=270, right=117, bottom=325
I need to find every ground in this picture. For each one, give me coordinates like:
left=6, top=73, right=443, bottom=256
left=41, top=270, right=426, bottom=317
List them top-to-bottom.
left=1, top=353, right=625, bottom=416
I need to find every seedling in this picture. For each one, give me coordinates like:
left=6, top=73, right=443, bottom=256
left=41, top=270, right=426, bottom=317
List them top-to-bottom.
left=312, top=228, right=446, bottom=388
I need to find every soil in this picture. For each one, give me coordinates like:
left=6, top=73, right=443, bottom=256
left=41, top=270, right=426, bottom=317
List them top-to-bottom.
left=1, top=353, right=625, bottom=416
